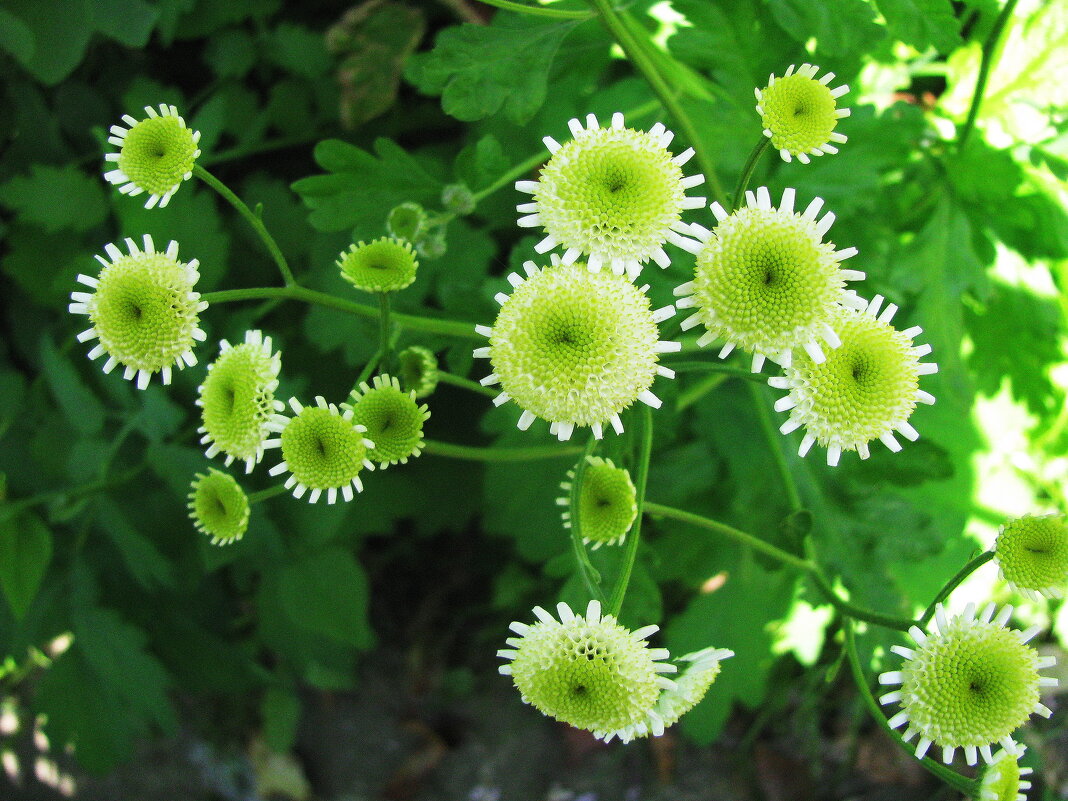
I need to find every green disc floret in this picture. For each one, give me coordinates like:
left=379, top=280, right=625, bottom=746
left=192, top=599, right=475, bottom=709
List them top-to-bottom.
left=756, top=64, right=849, bottom=164
left=104, top=104, right=201, bottom=208
left=337, top=237, right=418, bottom=293
left=197, top=330, right=283, bottom=473
left=396, top=346, right=439, bottom=398
left=345, top=374, right=430, bottom=468
left=559, top=456, right=637, bottom=549
left=188, top=469, right=250, bottom=545
left=995, top=515, right=1068, bottom=599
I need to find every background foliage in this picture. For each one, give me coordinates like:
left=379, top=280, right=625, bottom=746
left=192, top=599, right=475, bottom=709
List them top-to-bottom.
left=0, top=0, right=1066, bottom=797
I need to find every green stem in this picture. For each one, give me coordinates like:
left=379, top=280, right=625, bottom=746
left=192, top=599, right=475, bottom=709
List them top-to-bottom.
left=476, top=0, right=592, bottom=18
left=586, top=0, right=728, bottom=207
left=957, top=0, right=1019, bottom=150
left=200, top=133, right=325, bottom=167
left=731, top=136, right=771, bottom=211
left=193, top=164, right=295, bottom=287
left=200, top=285, right=483, bottom=341
left=377, top=293, right=393, bottom=373
left=354, top=352, right=381, bottom=390
left=670, top=361, right=769, bottom=381
left=436, top=370, right=498, bottom=399
left=749, top=382, right=803, bottom=513
left=608, top=404, right=653, bottom=617
left=568, top=435, right=605, bottom=600
left=422, top=439, right=583, bottom=461
left=0, top=465, right=146, bottom=522
left=247, top=485, right=290, bottom=505
left=643, top=502, right=914, bottom=630
left=917, top=551, right=995, bottom=627
left=843, top=621, right=977, bottom=796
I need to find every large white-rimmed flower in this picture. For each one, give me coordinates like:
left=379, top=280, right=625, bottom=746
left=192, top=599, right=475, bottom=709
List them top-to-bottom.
left=755, top=64, right=849, bottom=164
left=104, top=104, right=202, bottom=209
left=515, top=112, right=704, bottom=280
left=674, top=186, right=864, bottom=372
left=69, top=235, right=207, bottom=389
left=475, top=258, right=679, bottom=441
left=768, top=295, right=936, bottom=466
left=196, top=330, right=284, bottom=474
left=344, top=373, right=430, bottom=469
left=263, top=396, right=376, bottom=504
left=557, top=456, right=637, bottom=550
left=994, top=515, right=1068, bottom=600
left=498, top=601, right=677, bottom=737
left=878, top=603, right=1058, bottom=766
left=596, top=646, right=734, bottom=744
left=977, top=745, right=1035, bottom=801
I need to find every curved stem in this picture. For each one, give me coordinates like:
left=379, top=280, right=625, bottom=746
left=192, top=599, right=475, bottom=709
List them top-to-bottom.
left=476, top=0, right=592, bottom=18
left=586, top=0, right=727, bottom=207
left=957, top=0, right=1019, bottom=150
left=200, top=133, right=325, bottom=167
left=731, top=136, right=771, bottom=211
left=193, top=164, right=295, bottom=287
left=201, top=285, right=483, bottom=341
left=377, top=294, right=393, bottom=374
left=354, top=352, right=381, bottom=390
left=670, top=361, right=769, bottom=381
left=436, top=370, right=498, bottom=398
left=749, top=382, right=803, bottom=513
left=608, top=404, right=653, bottom=617
left=568, top=435, right=605, bottom=600
left=422, top=439, right=583, bottom=461
left=0, top=464, right=146, bottom=522
left=247, top=484, right=290, bottom=505
left=642, top=502, right=915, bottom=630
left=917, top=551, right=995, bottom=627
left=843, top=621, right=977, bottom=796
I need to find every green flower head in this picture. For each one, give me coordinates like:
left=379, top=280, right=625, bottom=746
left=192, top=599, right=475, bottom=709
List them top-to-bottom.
left=755, top=63, right=849, bottom=164
left=104, top=104, right=202, bottom=208
left=516, top=112, right=705, bottom=280
left=675, top=186, right=865, bottom=372
left=69, top=235, right=208, bottom=389
left=337, top=237, right=418, bottom=293
left=476, top=257, right=679, bottom=441
left=769, top=295, right=937, bottom=465
left=196, top=330, right=284, bottom=474
left=396, top=346, right=439, bottom=399
left=345, top=374, right=430, bottom=469
left=264, top=396, right=376, bottom=504
left=558, top=456, right=637, bottom=550
left=188, top=469, right=250, bottom=546
left=995, top=515, right=1068, bottom=600
left=498, top=601, right=677, bottom=736
left=878, top=603, right=1058, bottom=766
left=597, top=646, right=734, bottom=743
left=977, top=746, right=1034, bottom=801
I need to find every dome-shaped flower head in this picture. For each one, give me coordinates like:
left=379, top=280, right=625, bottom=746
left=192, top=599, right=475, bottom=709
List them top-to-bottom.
left=755, top=63, right=849, bottom=164
left=103, top=104, right=202, bottom=209
left=516, top=112, right=705, bottom=280
left=674, top=186, right=865, bottom=372
left=69, top=235, right=207, bottom=389
left=337, top=237, right=418, bottom=293
left=475, top=258, right=679, bottom=441
left=768, top=295, right=936, bottom=466
left=196, top=330, right=284, bottom=474
left=396, top=345, right=439, bottom=399
left=344, top=374, right=430, bottom=469
left=263, top=396, right=376, bottom=504
left=558, top=456, right=637, bottom=549
left=188, top=469, right=250, bottom=546
left=995, top=515, right=1068, bottom=600
left=498, top=600, right=677, bottom=736
left=878, top=602, right=1058, bottom=766
left=596, top=646, right=734, bottom=743
left=978, top=745, right=1035, bottom=801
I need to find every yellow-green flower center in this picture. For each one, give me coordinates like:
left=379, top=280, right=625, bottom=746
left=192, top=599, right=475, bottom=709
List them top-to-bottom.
left=118, top=115, right=199, bottom=198
left=281, top=407, right=369, bottom=491
left=188, top=470, right=250, bottom=545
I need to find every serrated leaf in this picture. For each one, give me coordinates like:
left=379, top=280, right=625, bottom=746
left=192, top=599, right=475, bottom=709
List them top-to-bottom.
left=2, top=0, right=92, bottom=84
left=90, top=0, right=159, bottom=47
left=767, top=0, right=884, bottom=57
left=876, top=0, right=961, bottom=51
left=0, top=8, right=34, bottom=63
left=404, top=14, right=579, bottom=124
left=268, top=22, right=331, bottom=78
left=203, top=28, right=257, bottom=78
left=292, top=138, right=443, bottom=234
left=0, top=164, right=106, bottom=233
left=40, top=337, right=106, bottom=436
left=95, top=501, right=176, bottom=590
left=0, top=510, right=52, bottom=619
left=277, top=548, right=373, bottom=648
left=262, top=688, right=301, bottom=752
